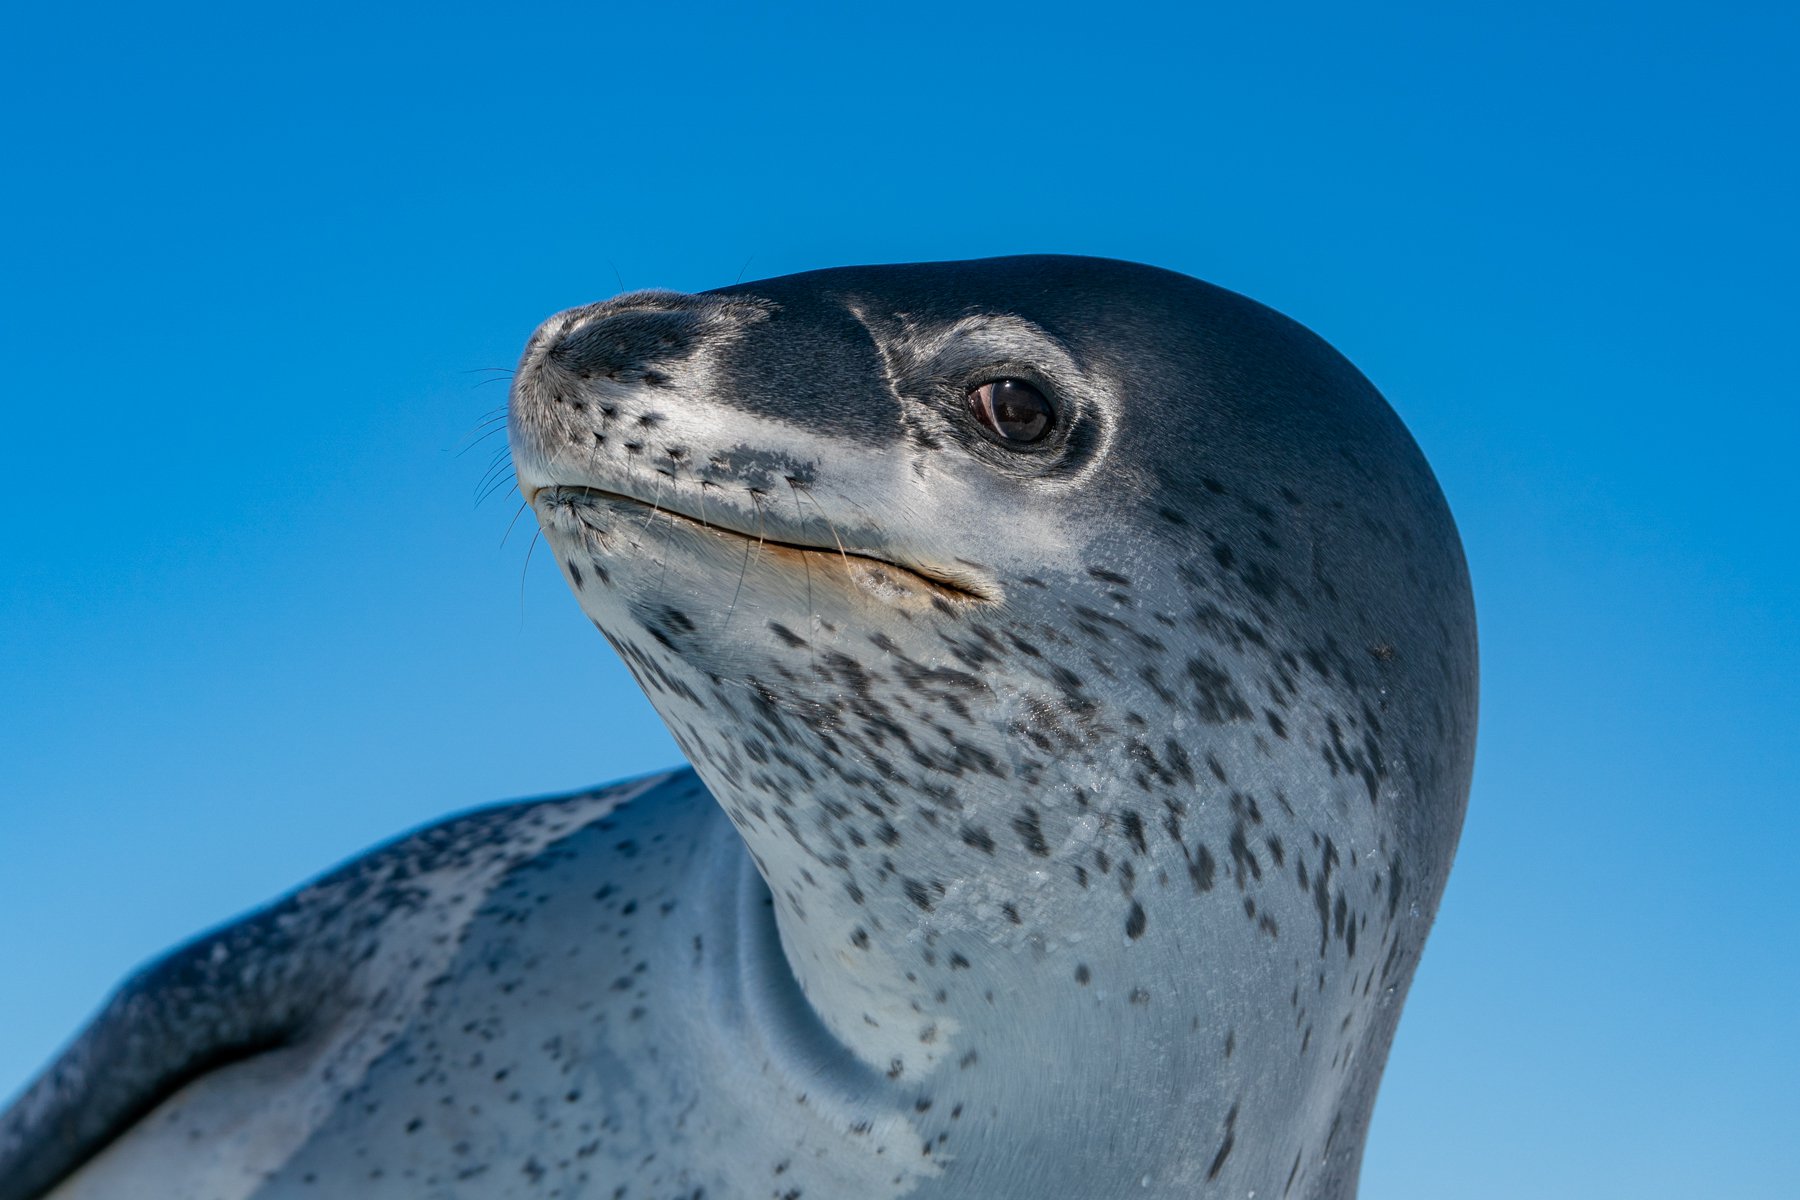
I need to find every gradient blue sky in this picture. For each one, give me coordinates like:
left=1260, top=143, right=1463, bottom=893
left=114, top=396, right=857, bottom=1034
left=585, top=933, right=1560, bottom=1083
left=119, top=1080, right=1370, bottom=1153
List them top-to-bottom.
left=2, top=3, right=1794, bottom=1195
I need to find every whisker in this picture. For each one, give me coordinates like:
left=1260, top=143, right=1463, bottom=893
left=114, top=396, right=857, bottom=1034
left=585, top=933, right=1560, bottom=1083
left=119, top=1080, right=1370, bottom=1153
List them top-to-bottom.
left=449, top=407, right=513, bottom=456
left=453, top=425, right=507, bottom=458
left=475, top=444, right=512, bottom=482
left=476, top=468, right=518, bottom=509
left=638, top=469, right=667, bottom=536
left=475, top=471, right=518, bottom=510
left=637, top=478, right=674, bottom=611
left=695, top=479, right=716, bottom=531
left=789, top=479, right=816, bottom=674
left=790, top=479, right=855, bottom=582
left=829, top=488, right=881, bottom=531
left=722, top=489, right=770, bottom=633
left=501, top=495, right=530, bottom=547
left=574, top=504, right=612, bottom=558
left=652, top=519, right=673, bottom=608
left=518, top=527, right=544, bottom=626
left=722, top=536, right=754, bottom=635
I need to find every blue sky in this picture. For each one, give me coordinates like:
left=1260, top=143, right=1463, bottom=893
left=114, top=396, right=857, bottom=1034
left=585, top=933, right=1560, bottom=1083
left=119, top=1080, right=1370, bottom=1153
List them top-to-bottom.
left=1, top=2, right=1794, bottom=1195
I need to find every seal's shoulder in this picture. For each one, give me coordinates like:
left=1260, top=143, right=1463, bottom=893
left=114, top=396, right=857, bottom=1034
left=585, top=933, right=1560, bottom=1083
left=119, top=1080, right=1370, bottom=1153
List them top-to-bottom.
left=0, top=770, right=690, bottom=1200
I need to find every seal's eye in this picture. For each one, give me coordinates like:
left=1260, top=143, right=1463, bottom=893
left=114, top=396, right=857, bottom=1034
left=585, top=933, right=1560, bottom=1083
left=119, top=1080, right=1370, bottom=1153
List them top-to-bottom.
left=968, top=378, right=1054, bottom=445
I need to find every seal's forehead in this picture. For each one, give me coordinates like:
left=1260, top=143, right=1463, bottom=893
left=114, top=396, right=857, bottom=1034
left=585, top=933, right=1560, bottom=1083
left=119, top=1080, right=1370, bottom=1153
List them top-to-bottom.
left=709, top=255, right=1204, bottom=325
left=709, top=255, right=1352, bottom=401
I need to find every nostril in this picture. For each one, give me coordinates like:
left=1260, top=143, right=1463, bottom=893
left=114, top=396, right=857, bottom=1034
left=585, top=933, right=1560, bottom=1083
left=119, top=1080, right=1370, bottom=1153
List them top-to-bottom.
left=544, top=308, right=704, bottom=381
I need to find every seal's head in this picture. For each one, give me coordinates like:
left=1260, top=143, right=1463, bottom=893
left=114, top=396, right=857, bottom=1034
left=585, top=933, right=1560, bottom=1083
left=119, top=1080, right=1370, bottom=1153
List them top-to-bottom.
left=509, top=256, right=1475, bottom=1197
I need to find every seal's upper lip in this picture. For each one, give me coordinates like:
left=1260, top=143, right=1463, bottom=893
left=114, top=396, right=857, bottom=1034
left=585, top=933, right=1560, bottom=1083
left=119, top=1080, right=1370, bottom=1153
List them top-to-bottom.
left=530, top=483, right=998, bottom=603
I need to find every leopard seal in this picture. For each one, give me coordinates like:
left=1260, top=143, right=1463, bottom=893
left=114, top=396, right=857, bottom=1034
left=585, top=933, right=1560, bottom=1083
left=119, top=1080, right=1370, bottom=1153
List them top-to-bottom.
left=0, top=255, right=1476, bottom=1200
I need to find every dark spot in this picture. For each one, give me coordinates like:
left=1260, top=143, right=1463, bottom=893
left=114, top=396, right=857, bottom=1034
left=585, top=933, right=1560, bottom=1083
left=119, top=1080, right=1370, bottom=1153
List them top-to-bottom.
left=768, top=622, right=807, bottom=648
left=1186, top=655, right=1252, bottom=724
left=1011, top=808, right=1052, bottom=857
left=1121, top=809, right=1148, bottom=855
left=960, top=824, right=995, bottom=855
left=1187, top=844, right=1216, bottom=892
left=1206, top=1130, right=1235, bottom=1180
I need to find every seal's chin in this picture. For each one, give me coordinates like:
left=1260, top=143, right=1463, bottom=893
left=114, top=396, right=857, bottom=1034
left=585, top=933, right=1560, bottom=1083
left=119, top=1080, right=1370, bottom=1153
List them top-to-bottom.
left=530, top=485, right=999, bottom=606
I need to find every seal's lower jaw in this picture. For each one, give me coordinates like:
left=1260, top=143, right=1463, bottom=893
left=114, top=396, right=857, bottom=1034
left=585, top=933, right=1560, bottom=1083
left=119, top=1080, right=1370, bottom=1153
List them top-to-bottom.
left=530, top=485, right=1000, bottom=608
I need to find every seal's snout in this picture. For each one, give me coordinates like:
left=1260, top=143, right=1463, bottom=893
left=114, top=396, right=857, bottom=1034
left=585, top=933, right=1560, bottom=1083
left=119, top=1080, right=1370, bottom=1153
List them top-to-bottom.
left=509, top=290, right=722, bottom=503
left=541, top=305, right=703, bottom=386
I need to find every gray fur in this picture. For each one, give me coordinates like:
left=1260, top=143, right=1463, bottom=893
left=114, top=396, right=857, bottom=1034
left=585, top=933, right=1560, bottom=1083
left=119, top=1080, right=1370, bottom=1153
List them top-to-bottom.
left=0, top=255, right=1475, bottom=1199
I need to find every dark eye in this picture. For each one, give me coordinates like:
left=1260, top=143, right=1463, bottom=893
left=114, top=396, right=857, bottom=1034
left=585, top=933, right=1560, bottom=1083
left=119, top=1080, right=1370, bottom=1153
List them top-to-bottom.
left=967, top=378, right=1054, bottom=445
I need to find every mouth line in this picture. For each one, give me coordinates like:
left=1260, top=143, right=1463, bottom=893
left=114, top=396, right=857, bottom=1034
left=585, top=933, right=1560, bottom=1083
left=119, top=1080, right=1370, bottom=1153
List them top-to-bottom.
left=532, top=484, right=997, bottom=604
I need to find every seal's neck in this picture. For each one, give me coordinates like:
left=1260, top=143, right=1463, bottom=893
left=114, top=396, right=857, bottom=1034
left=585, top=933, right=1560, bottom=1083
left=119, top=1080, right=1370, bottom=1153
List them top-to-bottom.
left=676, top=651, right=1405, bottom=1200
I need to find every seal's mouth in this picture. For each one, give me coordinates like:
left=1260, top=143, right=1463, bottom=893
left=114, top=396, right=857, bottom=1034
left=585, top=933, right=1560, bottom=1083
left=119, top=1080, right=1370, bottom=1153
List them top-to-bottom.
left=530, top=484, right=998, bottom=605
